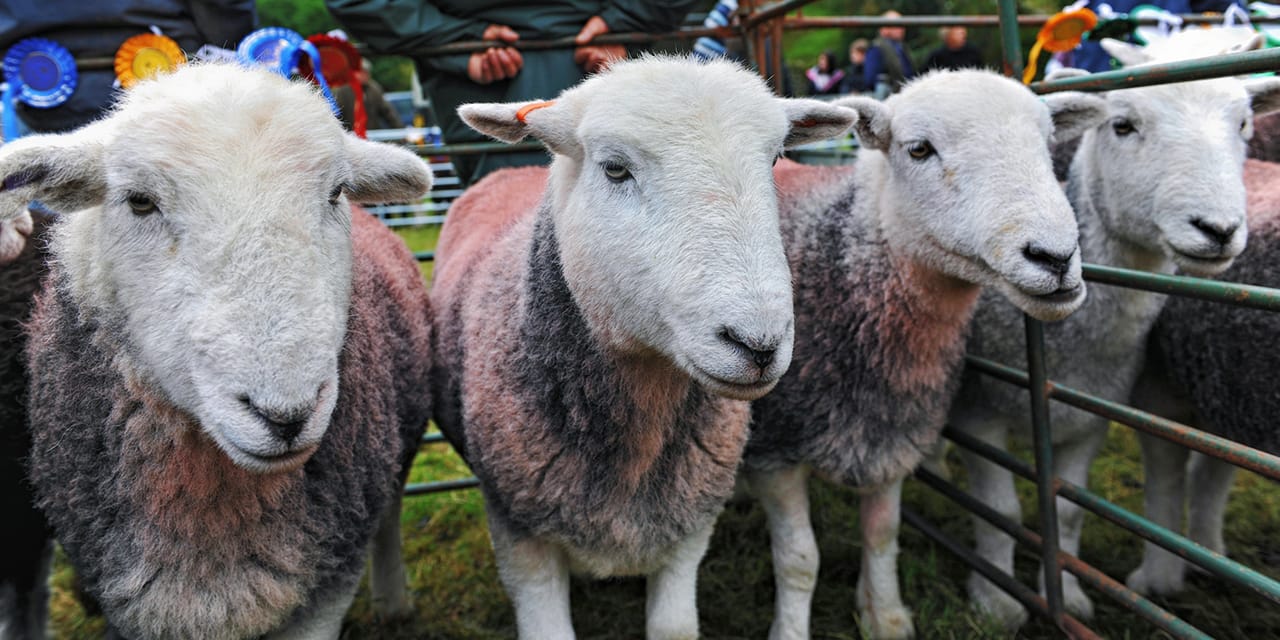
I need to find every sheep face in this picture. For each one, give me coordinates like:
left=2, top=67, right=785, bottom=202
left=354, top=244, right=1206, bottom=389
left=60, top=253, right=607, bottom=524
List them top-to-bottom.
left=1078, top=34, right=1280, bottom=277
left=461, top=57, right=855, bottom=400
left=0, top=64, right=432, bottom=473
left=838, top=71, right=1105, bottom=322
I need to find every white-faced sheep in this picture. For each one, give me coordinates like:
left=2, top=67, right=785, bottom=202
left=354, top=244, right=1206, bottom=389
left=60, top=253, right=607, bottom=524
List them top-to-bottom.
left=950, top=31, right=1280, bottom=626
left=431, top=56, right=855, bottom=639
left=0, top=63, right=434, bottom=640
left=742, top=70, right=1104, bottom=640
left=1124, top=158, right=1280, bottom=596
left=0, top=208, right=53, bottom=640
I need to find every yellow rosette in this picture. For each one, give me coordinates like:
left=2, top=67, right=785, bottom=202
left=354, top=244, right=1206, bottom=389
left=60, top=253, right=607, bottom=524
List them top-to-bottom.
left=1024, top=8, right=1099, bottom=84
left=115, top=34, right=186, bottom=88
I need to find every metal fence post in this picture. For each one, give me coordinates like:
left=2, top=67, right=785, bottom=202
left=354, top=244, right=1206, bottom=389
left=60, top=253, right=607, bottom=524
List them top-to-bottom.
left=997, top=0, right=1025, bottom=79
left=1025, top=314, right=1066, bottom=625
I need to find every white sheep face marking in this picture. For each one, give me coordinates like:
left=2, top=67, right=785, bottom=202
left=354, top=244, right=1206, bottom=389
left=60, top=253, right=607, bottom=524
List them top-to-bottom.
left=1084, top=32, right=1280, bottom=276
left=461, top=57, right=856, bottom=400
left=0, top=64, right=433, bottom=473
left=839, top=71, right=1106, bottom=321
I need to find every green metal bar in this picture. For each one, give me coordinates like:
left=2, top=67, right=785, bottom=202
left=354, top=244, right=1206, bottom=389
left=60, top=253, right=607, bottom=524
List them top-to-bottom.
left=997, top=0, right=1025, bottom=79
left=782, top=14, right=1280, bottom=29
left=1032, top=46, right=1280, bottom=94
left=413, top=141, right=544, bottom=158
left=413, top=250, right=435, bottom=262
left=1084, top=263, right=1280, bottom=311
left=1024, top=315, right=1066, bottom=624
left=964, top=355, right=1280, bottom=481
left=942, top=427, right=1280, bottom=605
left=421, top=432, right=447, bottom=445
left=914, top=468, right=1212, bottom=640
left=404, top=477, right=480, bottom=495
left=900, top=507, right=1102, bottom=640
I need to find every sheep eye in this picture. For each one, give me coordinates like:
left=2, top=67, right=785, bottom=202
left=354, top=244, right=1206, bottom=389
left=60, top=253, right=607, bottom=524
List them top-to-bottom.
left=1112, top=119, right=1136, bottom=136
left=907, top=141, right=935, bottom=160
left=603, top=162, right=632, bottom=183
left=328, top=186, right=343, bottom=206
left=127, top=193, right=158, bottom=216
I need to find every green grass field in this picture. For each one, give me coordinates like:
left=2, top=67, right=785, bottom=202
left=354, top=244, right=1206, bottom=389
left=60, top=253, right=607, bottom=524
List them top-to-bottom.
left=47, top=223, right=1280, bottom=639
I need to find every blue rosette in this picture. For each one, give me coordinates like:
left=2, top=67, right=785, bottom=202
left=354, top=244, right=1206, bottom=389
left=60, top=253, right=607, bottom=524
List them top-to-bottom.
left=237, top=27, right=339, bottom=117
left=237, top=27, right=305, bottom=76
left=3, top=38, right=77, bottom=108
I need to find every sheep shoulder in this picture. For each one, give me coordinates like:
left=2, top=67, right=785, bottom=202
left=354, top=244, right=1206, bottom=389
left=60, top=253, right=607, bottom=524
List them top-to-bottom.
left=746, top=160, right=979, bottom=488
left=432, top=175, right=748, bottom=574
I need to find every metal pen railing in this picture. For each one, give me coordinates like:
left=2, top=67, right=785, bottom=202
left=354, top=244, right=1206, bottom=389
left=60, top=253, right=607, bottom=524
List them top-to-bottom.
left=384, top=3, right=1280, bottom=636
left=894, top=6, right=1280, bottom=640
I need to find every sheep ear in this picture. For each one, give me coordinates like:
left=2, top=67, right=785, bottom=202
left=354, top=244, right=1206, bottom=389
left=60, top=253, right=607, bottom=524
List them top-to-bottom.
left=1226, top=33, right=1266, bottom=55
left=1100, top=38, right=1152, bottom=67
left=1045, top=67, right=1091, bottom=83
left=1245, top=77, right=1280, bottom=117
left=1044, top=92, right=1108, bottom=142
left=833, top=96, right=892, bottom=151
left=780, top=99, right=857, bottom=148
left=458, top=100, right=578, bottom=156
left=0, top=123, right=113, bottom=218
left=344, top=135, right=434, bottom=204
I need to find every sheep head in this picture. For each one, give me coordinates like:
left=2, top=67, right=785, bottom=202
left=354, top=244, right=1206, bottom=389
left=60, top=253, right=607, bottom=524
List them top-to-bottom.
left=1070, top=31, right=1280, bottom=276
left=459, top=57, right=855, bottom=400
left=0, top=63, right=432, bottom=473
left=836, top=70, right=1105, bottom=322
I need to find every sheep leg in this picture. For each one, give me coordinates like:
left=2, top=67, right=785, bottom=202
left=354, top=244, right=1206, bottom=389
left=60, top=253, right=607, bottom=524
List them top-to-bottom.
left=957, top=419, right=1028, bottom=629
left=1041, top=425, right=1106, bottom=620
left=1126, top=432, right=1190, bottom=595
left=1187, top=451, right=1236, bottom=558
left=746, top=465, right=818, bottom=640
left=856, top=477, right=914, bottom=640
left=369, top=489, right=412, bottom=617
left=488, top=509, right=574, bottom=640
left=645, top=519, right=713, bottom=640
left=0, top=537, right=51, bottom=640
left=266, top=575, right=361, bottom=640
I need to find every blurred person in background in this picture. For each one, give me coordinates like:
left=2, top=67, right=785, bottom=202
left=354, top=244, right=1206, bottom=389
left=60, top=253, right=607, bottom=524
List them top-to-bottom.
left=863, top=10, right=916, bottom=94
left=924, top=26, right=984, bottom=71
left=838, top=38, right=869, bottom=93
left=805, top=50, right=845, bottom=95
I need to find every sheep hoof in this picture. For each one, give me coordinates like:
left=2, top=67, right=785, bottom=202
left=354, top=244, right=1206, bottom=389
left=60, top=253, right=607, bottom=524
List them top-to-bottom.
left=1126, top=564, right=1186, bottom=597
left=968, top=575, right=1028, bottom=629
left=857, top=604, right=915, bottom=640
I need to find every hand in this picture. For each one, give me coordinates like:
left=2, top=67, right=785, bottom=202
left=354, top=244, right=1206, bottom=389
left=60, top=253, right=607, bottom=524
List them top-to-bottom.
left=573, top=16, right=626, bottom=74
left=467, top=24, right=523, bottom=85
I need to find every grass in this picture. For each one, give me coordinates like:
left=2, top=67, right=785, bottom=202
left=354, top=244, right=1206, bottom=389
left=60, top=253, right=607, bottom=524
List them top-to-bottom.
left=47, top=223, right=1280, bottom=639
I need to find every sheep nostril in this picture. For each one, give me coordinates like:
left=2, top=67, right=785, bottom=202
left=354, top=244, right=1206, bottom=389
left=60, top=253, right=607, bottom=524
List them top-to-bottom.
left=1191, top=218, right=1238, bottom=247
left=1023, top=243, right=1073, bottom=277
left=720, top=327, right=778, bottom=370
left=246, top=399, right=314, bottom=444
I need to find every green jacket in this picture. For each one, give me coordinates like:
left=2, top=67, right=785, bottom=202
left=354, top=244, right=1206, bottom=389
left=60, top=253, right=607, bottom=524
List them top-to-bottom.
left=325, top=0, right=698, bottom=183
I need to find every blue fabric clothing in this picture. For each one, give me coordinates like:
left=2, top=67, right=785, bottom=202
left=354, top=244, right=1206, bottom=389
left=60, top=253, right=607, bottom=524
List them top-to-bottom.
left=863, top=38, right=914, bottom=92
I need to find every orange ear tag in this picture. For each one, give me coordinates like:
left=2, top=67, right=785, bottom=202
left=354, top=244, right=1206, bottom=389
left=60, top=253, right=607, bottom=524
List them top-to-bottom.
left=1024, top=9, right=1098, bottom=84
left=115, top=34, right=186, bottom=88
left=516, top=100, right=555, bottom=124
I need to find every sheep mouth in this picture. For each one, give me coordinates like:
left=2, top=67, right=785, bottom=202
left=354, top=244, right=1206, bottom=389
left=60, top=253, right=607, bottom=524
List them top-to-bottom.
left=1170, top=248, right=1234, bottom=270
left=1029, top=285, right=1084, bottom=304
left=689, top=366, right=779, bottom=400
left=225, top=442, right=319, bottom=474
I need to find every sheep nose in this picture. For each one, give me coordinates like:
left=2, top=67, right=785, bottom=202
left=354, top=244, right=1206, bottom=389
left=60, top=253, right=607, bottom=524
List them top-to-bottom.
left=1191, top=218, right=1238, bottom=247
left=1023, top=243, right=1074, bottom=277
left=720, top=327, right=778, bottom=370
left=244, top=397, right=314, bottom=443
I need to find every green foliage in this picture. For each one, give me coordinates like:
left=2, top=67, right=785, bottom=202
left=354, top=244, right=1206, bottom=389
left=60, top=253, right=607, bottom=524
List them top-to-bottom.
left=257, top=0, right=341, bottom=37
